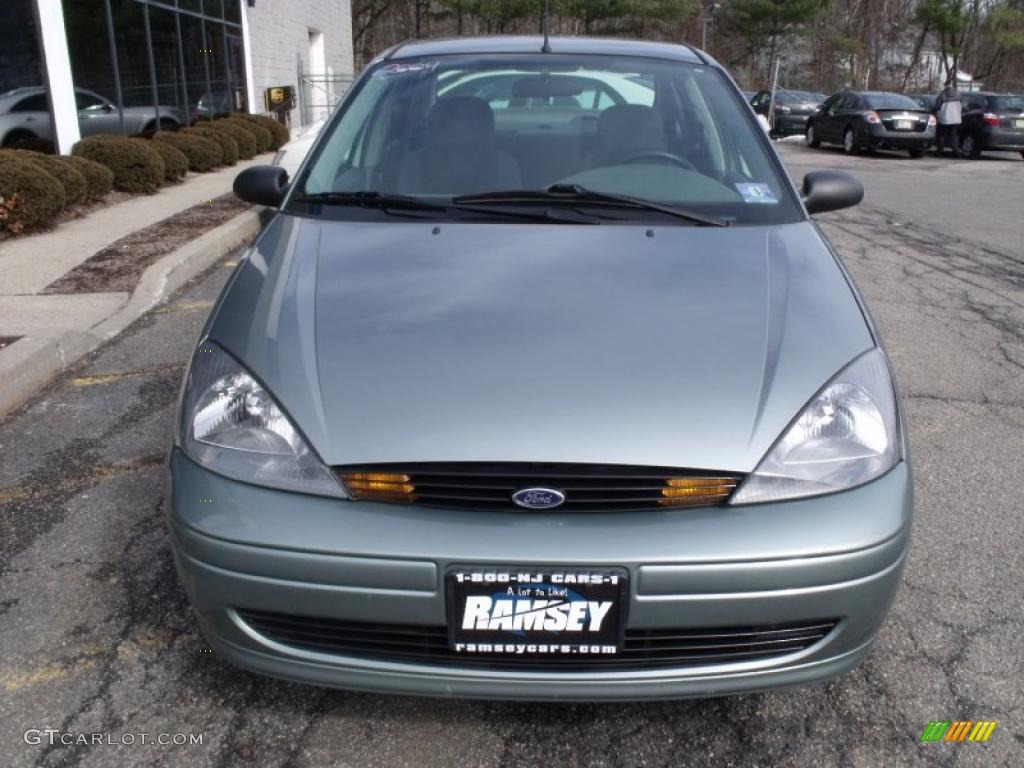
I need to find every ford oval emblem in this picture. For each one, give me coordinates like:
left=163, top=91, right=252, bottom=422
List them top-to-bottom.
left=512, top=488, right=566, bottom=509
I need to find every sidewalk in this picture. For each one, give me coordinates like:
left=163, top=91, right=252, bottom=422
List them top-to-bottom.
left=0, top=157, right=268, bottom=418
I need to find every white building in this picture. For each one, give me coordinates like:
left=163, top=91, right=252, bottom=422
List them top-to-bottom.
left=3, top=0, right=354, bottom=154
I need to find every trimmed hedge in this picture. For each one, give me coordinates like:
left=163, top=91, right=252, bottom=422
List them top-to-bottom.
left=239, top=114, right=290, bottom=150
left=223, top=117, right=272, bottom=153
left=209, top=120, right=256, bottom=159
left=183, top=126, right=239, bottom=166
left=153, top=132, right=222, bottom=172
left=5, top=135, right=56, bottom=154
left=72, top=135, right=165, bottom=194
left=149, top=139, right=189, bottom=182
left=1, top=149, right=88, bottom=207
left=0, top=152, right=65, bottom=233
left=62, top=155, right=114, bottom=201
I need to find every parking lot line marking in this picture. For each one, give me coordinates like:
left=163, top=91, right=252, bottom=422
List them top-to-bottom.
left=152, top=299, right=215, bottom=314
left=69, top=362, right=185, bottom=388
left=0, top=456, right=165, bottom=504
left=2, top=657, right=100, bottom=692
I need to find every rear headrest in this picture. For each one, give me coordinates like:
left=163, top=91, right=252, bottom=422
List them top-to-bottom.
left=428, top=96, right=495, bottom=143
left=597, top=104, right=664, bottom=149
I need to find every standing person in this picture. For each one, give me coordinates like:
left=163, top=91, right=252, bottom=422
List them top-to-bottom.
left=934, top=74, right=963, bottom=157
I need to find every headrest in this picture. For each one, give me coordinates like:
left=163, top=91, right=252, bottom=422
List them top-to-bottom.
left=428, top=96, right=495, bottom=143
left=597, top=104, right=664, bottom=148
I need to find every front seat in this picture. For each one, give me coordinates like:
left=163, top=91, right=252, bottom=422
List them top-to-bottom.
left=397, top=96, right=521, bottom=195
left=589, top=104, right=666, bottom=167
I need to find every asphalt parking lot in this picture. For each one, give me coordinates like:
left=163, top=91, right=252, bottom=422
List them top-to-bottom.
left=1, top=144, right=1022, bottom=768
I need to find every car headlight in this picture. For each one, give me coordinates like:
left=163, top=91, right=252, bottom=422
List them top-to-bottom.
left=775, top=105, right=791, bottom=114
left=177, top=340, right=346, bottom=497
left=731, top=349, right=901, bottom=505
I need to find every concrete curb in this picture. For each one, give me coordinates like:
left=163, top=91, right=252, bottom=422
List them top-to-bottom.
left=0, top=208, right=261, bottom=420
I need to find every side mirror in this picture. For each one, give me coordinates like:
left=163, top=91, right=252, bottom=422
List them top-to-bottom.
left=102, top=103, right=115, bottom=112
left=233, top=165, right=289, bottom=208
left=801, top=170, right=863, bottom=215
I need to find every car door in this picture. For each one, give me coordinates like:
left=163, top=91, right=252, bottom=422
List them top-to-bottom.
left=75, top=90, right=122, bottom=136
left=752, top=91, right=770, bottom=117
left=4, top=92, right=53, bottom=142
left=816, top=93, right=843, bottom=142
left=836, top=93, right=863, bottom=139
left=959, top=93, right=984, bottom=135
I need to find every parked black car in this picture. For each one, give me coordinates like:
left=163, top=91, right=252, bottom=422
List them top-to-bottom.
left=750, top=89, right=819, bottom=137
left=806, top=91, right=935, bottom=157
left=958, top=92, right=1024, bottom=158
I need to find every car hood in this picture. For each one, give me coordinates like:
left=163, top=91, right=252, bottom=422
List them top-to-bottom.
left=209, top=215, right=874, bottom=473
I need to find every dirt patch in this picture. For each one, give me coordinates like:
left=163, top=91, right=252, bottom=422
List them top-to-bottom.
left=42, top=194, right=251, bottom=295
left=0, top=336, right=22, bottom=351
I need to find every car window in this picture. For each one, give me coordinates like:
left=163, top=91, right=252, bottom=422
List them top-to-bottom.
left=295, top=54, right=802, bottom=225
left=75, top=91, right=108, bottom=110
left=11, top=93, right=49, bottom=112
left=821, top=94, right=841, bottom=111
left=840, top=94, right=860, bottom=110
left=863, top=94, right=920, bottom=110
left=991, top=95, right=1024, bottom=112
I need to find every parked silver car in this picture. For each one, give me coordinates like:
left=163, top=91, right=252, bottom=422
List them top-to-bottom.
left=170, top=37, right=911, bottom=701
left=0, top=86, right=181, bottom=147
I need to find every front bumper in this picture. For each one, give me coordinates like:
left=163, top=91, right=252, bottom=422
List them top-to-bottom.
left=167, top=449, right=912, bottom=700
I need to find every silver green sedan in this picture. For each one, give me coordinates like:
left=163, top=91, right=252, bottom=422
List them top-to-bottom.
left=168, top=36, right=911, bottom=700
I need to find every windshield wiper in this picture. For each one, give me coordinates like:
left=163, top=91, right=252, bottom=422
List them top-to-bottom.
left=454, top=184, right=729, bottom=227
left=292, top=190, right=449, bottom=212
left=293, top=190, right=600, bottom=224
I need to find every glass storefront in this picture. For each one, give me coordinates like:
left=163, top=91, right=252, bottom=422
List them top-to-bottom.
left=1, top=0, right=249, bottom=151
left=60, top=0, right=248, bottom=127
left=0, top=1, right=43, bottom=94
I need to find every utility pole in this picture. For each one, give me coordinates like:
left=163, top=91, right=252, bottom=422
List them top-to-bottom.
left=701, top=3, right=721, bottom=52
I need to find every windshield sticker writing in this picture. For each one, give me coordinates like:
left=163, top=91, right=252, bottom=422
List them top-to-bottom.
left=380, top=61, right=439, bottom=75
left=734, top=183, right=778, bottom=204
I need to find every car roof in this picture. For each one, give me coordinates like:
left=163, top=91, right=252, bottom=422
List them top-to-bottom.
left=383, top=36, right=705, bottom=65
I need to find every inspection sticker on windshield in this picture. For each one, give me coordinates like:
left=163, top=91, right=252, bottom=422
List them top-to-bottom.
left=735, top=183, right=778, bottom=204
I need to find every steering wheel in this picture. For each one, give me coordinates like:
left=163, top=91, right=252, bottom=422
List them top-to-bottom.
left=620, top=151, right=696, bottom=171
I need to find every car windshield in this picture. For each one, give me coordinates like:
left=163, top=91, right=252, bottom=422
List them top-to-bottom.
left=294, top=53, right=800, bottom=225
left=864, top=94, right=920, bottom=110
left=992, top=95, right=1024, bottom=111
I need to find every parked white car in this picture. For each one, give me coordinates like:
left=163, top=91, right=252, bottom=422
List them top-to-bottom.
left=0, top=86, right=182, bottom=147
left=271, top=119, right=326, bottom=179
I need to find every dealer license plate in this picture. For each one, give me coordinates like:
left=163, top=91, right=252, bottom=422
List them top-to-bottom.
left=895, top=120, right=914, bottom=130
left=446, top=567, right=627, bottom=656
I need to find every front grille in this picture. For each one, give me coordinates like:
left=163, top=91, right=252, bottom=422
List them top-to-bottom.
left=336, top=462, right=744, bottom=511
left=237, top=610, right=836, bottom=671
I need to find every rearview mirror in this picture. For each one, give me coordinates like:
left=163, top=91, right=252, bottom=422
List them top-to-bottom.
left=511, top=76, right=584, bottom=98
left=233, top=165, right=289, bottom=208
left=801, top=170, right=863, bottom=215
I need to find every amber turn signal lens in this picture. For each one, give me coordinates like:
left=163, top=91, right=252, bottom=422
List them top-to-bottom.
left=340, top=472, right=416, bottom=502
left=659, top=477, right=737, bottom=507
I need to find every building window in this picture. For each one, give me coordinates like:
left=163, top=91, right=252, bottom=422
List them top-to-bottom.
left=60, top=0, right=248, bottom=133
